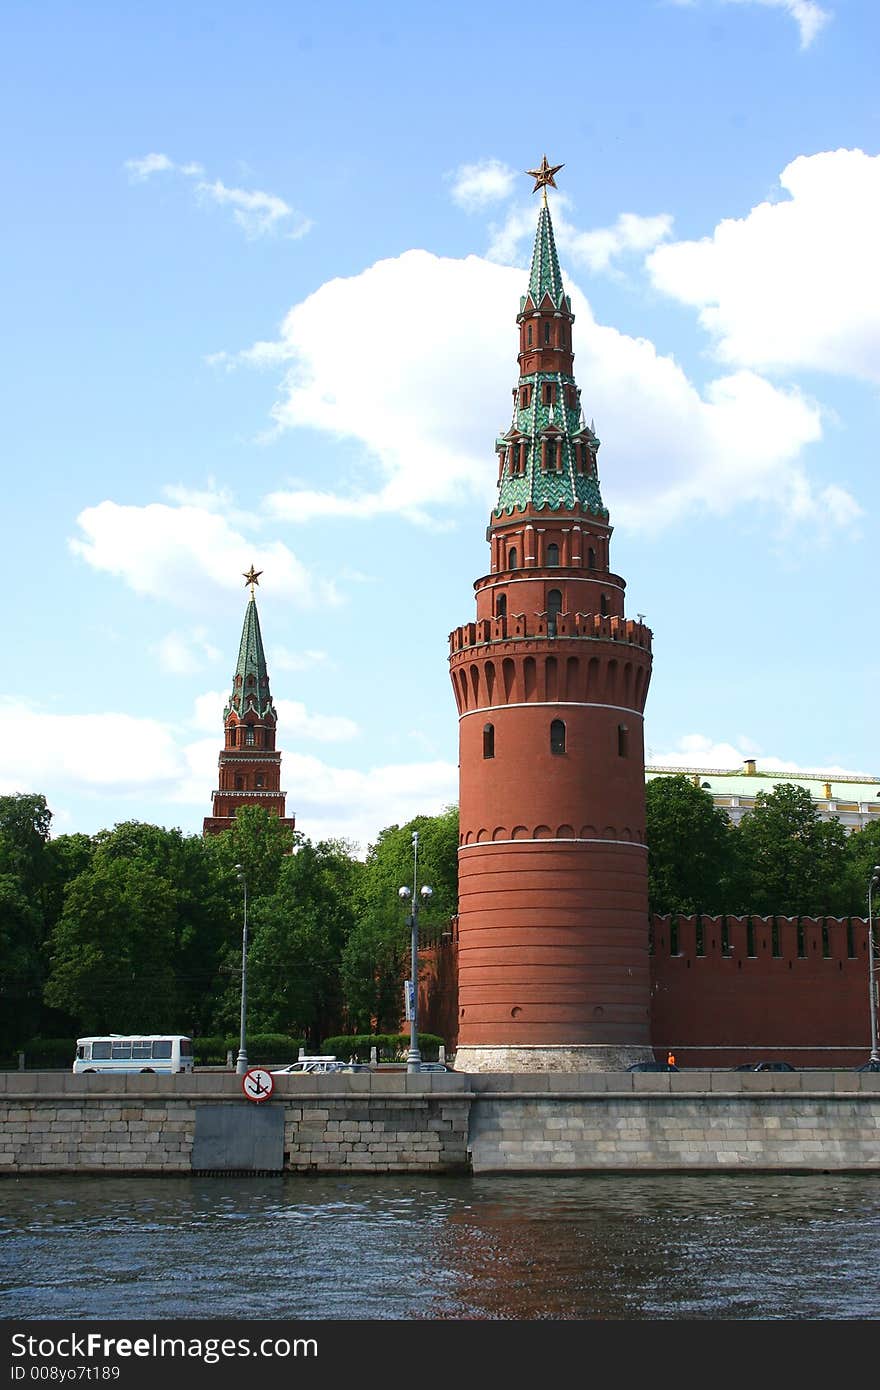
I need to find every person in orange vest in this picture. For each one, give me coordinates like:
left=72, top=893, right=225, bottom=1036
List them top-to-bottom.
left=667, top=1051, right=676, bottom=1067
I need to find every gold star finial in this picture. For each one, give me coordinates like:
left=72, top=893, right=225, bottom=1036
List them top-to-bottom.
left=525, top=154, right=564, bottom=206
left=242, top=564, right=262, bottom=596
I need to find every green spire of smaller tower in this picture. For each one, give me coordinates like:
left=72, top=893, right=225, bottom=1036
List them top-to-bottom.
left=527, top=202, right=567, bottom=308
left=223, top=574, right=276, bottom=722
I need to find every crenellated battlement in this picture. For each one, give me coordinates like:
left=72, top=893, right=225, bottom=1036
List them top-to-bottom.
left=449, top=611, right=653, bottom=656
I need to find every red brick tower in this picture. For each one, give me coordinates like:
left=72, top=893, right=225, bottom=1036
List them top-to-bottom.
left=449, top=159, right=654, bottom=1071
left=203, top=567, right=297, bottom=839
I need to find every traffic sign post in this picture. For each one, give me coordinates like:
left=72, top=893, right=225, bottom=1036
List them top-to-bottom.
left=241, top=1067, right=274, bottom=1102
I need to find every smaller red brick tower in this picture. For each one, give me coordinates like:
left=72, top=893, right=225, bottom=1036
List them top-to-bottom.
left=203, top=566, right=297, bottom=839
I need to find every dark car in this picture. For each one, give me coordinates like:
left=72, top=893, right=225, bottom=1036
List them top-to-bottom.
left=856, top=1060, right=880, bottom=1072
left=627, top=1061, right=679, bottom=1072
left=734, top=1061, right=795, bottom=1072
left=418, top=1062, right=453, bottom=1073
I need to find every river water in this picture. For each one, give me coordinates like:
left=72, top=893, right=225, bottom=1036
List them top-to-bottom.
left=2, top=1172, right=880, bottom=1321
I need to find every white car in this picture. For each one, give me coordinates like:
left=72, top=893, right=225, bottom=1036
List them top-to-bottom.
left=271, top=1058, right=345, bottom=1074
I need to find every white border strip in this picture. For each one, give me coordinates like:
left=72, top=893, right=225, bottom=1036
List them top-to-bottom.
left=477, top=575, right=625, bottom=594
left=459, top=701, right=643, bottom=719
left=458, top=837, right=647, bottom=851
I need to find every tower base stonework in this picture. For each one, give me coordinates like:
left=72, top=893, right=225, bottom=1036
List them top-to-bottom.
left=453, top=1045, right=654, bottom=1074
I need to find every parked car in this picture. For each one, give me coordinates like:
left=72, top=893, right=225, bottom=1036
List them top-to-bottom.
left=271, top=1058, right=346, bottom=1074
left=855, top=1060, right=880, bottom=1072
left=627, top=1061, right=678, bottom=1072
left=734, top=1061, right=795, bottom=1072
left=418, top=1062, right=453, bottom=1072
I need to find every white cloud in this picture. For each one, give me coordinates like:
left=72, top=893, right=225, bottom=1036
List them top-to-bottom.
left=666, top=0, right=831, bottom=49
left=724, top=0, right=831, bottom=49
left=648, top=150, right=880, bottom=383
left=123, top=152, right=309, bottom=240
left=124, top=152, right=176, bottom=180
left=449, top=159, right=518, bottom=210
left=194, top=178, right=311, bottom=240
left=488, top=197, right=673, bottom=273
left=236, top=248, right=844, bottom=535
left=69, top=500, right=338, bottom=608
left=154, top=628, right=221, bottom=675
left=271, top=647, right=330, bottom=672
left=190, top=691, right=356, bottom=744
left=0, top=700, right=184, bottom=794
left=275, top=700, right=359, bottom=744
left=647, top=733, right=869, bottom=779
left=171, top=738, right=457, bottom=856
left=263, top=752, right=459, bottom=855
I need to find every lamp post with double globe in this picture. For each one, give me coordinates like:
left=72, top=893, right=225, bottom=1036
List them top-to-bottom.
left=399, top=830, right=432, bottom=1074
left=867, top=864, right=880, bottom=1066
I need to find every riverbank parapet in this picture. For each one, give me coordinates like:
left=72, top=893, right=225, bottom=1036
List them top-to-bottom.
left=1, top=1070, right=878, bottom=1175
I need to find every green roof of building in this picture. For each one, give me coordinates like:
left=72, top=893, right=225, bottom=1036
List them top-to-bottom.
left=223, top=593, right=276, bottom=722
left=645, top=766, right=880, bottom=804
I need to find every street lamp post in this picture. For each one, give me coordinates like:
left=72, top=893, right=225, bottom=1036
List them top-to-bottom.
left=399, top=830, right=432, bottom=1074
left=234, top=864, right=249, bottom=1075
left=867, top=865, right=880, bottom=1065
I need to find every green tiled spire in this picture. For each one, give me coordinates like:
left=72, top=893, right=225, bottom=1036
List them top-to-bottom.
left=497, top=200, right=608, bottom=520
left=527, top=202, right=566, bottom=308
left=224, top=593, right=276, bottom=721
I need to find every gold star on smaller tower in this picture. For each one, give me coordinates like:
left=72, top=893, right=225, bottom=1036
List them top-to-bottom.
left=525, top=154, right=564, bottom=206
left=242, top=564, right=262, bottom=595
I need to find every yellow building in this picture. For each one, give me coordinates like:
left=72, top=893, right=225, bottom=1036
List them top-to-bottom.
left=645, top=759, right=880, bottom=832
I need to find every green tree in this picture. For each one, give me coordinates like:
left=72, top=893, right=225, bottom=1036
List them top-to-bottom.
left=645, top=775, right=740, bottom=915
left=736, top=783, right=849, bottom=916
left=0, top=792, right=51, bottom=872
left=0, top=794, right=55, bottom=1047
left=204, top=804, right=295, bottom=901
left=341, top=807, right=458, bottom=1032
left=840, top=820, right=880, bottom=917
left=93, top=821, right=234, bottom=1033
left=42, top=833, right=95, bottom=927
left=243, top=838, right=362, bottom=1044
left=44, top=857, right=180, bottom=1032
left=0, top=874, right=45, bottom=1050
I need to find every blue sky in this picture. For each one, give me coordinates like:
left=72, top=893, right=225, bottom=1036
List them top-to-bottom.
left=3, top=0, right=879, bottom=854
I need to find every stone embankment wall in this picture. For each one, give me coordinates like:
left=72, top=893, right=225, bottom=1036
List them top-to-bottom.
left=1, top=1070, right=879, bottom=1175
left=466, top=1070, right=880, bottom=1173
left=0, top=1072, right=470, bottom=1175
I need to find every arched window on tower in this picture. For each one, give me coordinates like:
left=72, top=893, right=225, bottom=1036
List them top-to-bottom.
left=544, top=321, right=551, bottom=344
left=527, top=325, right=533, bottom=346
left=546, top=543, right=559, bottom=567
left=508, top=547, right=517, bottom=569
left=588, top=547, right=596, bottom=569
left=547, top=588, right=562, bottom=637
left=496, top=593, right=507, bottom=619
left=600, top=593, right=608, bottom=617
left=550, top=719, right=566, bottom=755
left=483, top=723, right=495, bottom=759
left=618, top=724, right=629, bottom=758
left=245, top=726, right=255, bottom=746
left=234, top=775, right=244, bottom=790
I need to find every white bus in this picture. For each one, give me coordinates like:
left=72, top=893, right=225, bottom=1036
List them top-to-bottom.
left=73, top=1035, right=194, bottom=1075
